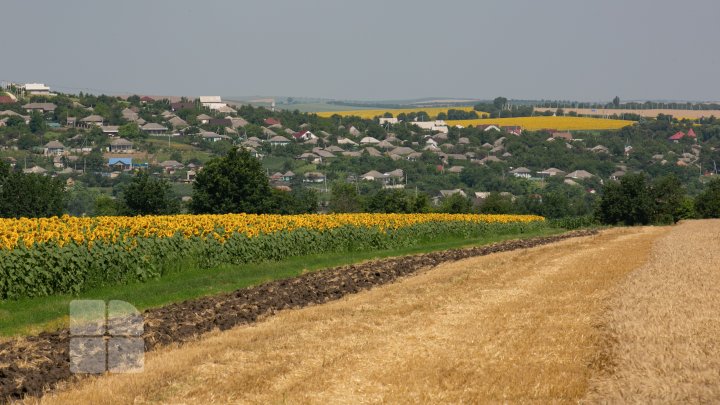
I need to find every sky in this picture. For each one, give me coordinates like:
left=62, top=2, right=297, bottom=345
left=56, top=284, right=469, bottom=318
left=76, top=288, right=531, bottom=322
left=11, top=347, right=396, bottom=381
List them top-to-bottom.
left=2, top=0, right=719, bottom=102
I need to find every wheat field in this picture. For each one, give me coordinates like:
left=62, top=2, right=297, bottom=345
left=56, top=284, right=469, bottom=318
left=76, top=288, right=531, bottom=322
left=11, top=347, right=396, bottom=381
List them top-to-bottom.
left=315, top=106, right=478, bottom=119
left=534, top=107, right=720, bottom=120
left=448, top=116, right=634, bottom=131
left=35, top=226, right=665, bottom=404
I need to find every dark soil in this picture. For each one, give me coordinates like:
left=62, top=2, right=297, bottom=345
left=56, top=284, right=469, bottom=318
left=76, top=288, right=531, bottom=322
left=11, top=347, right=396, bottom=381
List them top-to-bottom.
left=0, top=230, right=597, bottom=402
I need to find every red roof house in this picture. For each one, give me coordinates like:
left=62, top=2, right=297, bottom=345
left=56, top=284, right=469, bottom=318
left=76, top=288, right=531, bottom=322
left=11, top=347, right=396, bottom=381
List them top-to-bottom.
left=0, top=96, right=15, bottom=104
left=140, top=96, right=155, bottom=103
left=264, top=117, right=281, bottom=126
left=687, top=128, right=697, bottom=138
left=668, top=131, right=685, bottom=141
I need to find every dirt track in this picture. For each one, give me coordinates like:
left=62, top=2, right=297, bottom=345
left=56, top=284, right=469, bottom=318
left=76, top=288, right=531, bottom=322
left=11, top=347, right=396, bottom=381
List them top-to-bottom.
left=34, top=226, right=668, bottom=404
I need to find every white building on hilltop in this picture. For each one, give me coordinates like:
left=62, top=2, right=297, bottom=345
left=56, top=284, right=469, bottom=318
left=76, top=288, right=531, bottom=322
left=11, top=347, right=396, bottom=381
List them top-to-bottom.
left=21, top=83, right=51, bottom=95
left=199, top=96, right=227, bottom=111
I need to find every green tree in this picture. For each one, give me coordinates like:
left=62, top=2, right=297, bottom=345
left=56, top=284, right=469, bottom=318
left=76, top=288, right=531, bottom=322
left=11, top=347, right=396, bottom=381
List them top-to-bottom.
left=613, top=96, right=620, bottom=107
left=28, top=111, right=46, bottom=134
left=118, top=123, right=143, bottom=139
left=190, top=148, right=273, bottom=214
left=0, top=162, right=66, bottom=218
left=122, top=170, right=180, bottom=215
left=597, top=173, right=653, bottom=225
left=650, top=175, right=686, bottom=224
left=695, top=178, right=720, bottom=218
left=328, top=182, right=362, bottom=213
left=366, top=189, right=412, bottom=213
left=479, top=192, right=514, bottom=214
left=439, top=193, right=473, bottom=213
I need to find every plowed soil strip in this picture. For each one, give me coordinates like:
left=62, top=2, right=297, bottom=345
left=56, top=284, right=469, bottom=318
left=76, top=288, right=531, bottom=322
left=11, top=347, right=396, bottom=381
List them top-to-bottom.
left=34, top=226, right=665, bottom=404
left=1, top=230, right=595, bottom=402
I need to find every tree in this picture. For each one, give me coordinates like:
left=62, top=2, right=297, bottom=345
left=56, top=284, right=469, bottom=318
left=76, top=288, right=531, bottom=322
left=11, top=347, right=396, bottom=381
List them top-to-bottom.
left=613, top=96, right=620, bottom=107
left=493, top=97, right=508, bottom=110
left=28, top=111, right=46, bottom=134
left=118, top=123, right=143, bottom=139
left=190, top=148, right=273, bottom=214
left=0, top=162, right=66, bottom=218
left=122, top=170, right=180, bottom=215
left=597, top=173, right=653, bottom=225
left=650, top=175, right=686, bottom=224
left=695, top=178, right=720, bottom=218
left=328, top=182, right=362, bottom=213
left=366, top=189, right=412, bottom=213
left=479, top=192, right=514, bottom=214
left=439, top=193, right=473, bottom=213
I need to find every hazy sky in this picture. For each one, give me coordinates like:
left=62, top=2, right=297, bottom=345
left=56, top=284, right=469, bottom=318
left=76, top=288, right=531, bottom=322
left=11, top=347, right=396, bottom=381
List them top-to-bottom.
left=2, top=0, right=719, bottom=101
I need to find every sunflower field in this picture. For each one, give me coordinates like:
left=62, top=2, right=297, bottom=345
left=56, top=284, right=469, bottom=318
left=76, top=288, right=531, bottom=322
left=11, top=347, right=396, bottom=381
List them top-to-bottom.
left=0, top=213, right=545, bottom=300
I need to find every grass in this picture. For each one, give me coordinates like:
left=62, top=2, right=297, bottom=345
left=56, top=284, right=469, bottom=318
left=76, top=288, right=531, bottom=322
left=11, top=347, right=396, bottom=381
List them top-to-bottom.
left=0, top=228, right=563, bottom=338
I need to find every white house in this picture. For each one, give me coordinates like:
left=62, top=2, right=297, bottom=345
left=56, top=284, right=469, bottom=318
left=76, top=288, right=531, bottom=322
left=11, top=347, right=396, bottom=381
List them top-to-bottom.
left=21, top=83, right=51, bottom=95
left=199, top=96, right=227, bottom=111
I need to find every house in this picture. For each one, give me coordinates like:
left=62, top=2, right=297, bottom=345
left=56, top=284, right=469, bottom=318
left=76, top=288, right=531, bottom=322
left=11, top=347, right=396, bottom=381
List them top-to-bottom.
left=21, top=83, right=51, bottom=95
left=0, top=96, right=15, bottom=104
left=140, top=96, right=155, bottom=103
left=199, top=96, right=226, bottom=110
left=23, top=102, right=56, bottom=113
left=170, top=102, right=196, bottom=111
left=80, top=114, right=104, bottom=127
left=197, top=114, right=212, bottom=124
left=168, top=116, right=188, bottom=129
left=66, top=117, right=76, bottom=127
left=229, top=117, right=249, bottom=128
left=264, top=117, right=281, bottom=126
left=379, top=117, right=399, bottom=125
left=208, top=118, right=232, bottom=127
left=141, top=123, right=168, bottom=135
left=478, top=124, right=501, bottom=132
left=102, top=126, right=120, bottom=136
left=348, top=126, right=361, bottom=136
left=501, top=126, right=522, bottom=136
left=262, top=127, right=277, bottom=137
left=687, top=128, right=697, bottom=139
left=293, top=130, right=317, bottom=141
left=200, top=131, right=232, bottom=142
left=551, top=131, right=573, bottom=141
left=668, top=131, right=685, bottom=141
left=269, top=135, right=291, bottom=146
left=360, top=136, right=380, bottom=145
left=337, top=137, right=358, bottom=146
left=109, top=138, right=133, bottom=153
left=44, top=140, right=65, bottom=156
left=325, top=145, right=345, bottom=153
left=590, top=145, right=610, bottom=154
left=389, top=146, right=415, bottom=156
left=364, top=147, right=382, bottom=157
left=312, top=148, right=336, bottom=159
left=297, top=152, right=322, bottom=164
left=108, top=157, right=132, bottom=171
left=159, top=160, right=184, bottom=174
left=23, top=166, right=47, bottom=175
left=447, top=166, right=464, bottom=173
left=509, top=167, right=532, bottom=178
left=537, top=168, right=566, bottom=177
left=361, top=170, right=386, bottom=181
left=565, top=170, right=594, bottom=180
left=610, top=170, right=626, bottom=180
left=282, top=171, right=295, bottom=182
left=303, top=172, right=326, bottom=183
left=434, top=189, right=467, bottom=205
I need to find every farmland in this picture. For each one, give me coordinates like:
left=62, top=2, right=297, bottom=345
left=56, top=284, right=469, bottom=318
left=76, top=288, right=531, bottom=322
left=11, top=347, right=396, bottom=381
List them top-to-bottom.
left=315, top=106, right=479, bottom=119
left=534, top=107, right=720, bottom=120
left=448, top=116, right=635, bottom=131
left=0, top=213, right=544, bottom=300
left=25, top=220, right=720, bottom=404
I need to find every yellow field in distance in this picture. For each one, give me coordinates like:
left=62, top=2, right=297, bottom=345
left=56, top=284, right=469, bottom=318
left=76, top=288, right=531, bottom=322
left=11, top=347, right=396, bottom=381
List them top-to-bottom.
left=315, top=106, right=480, bottom=119
left=447, top=116, right=634, bottom=131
